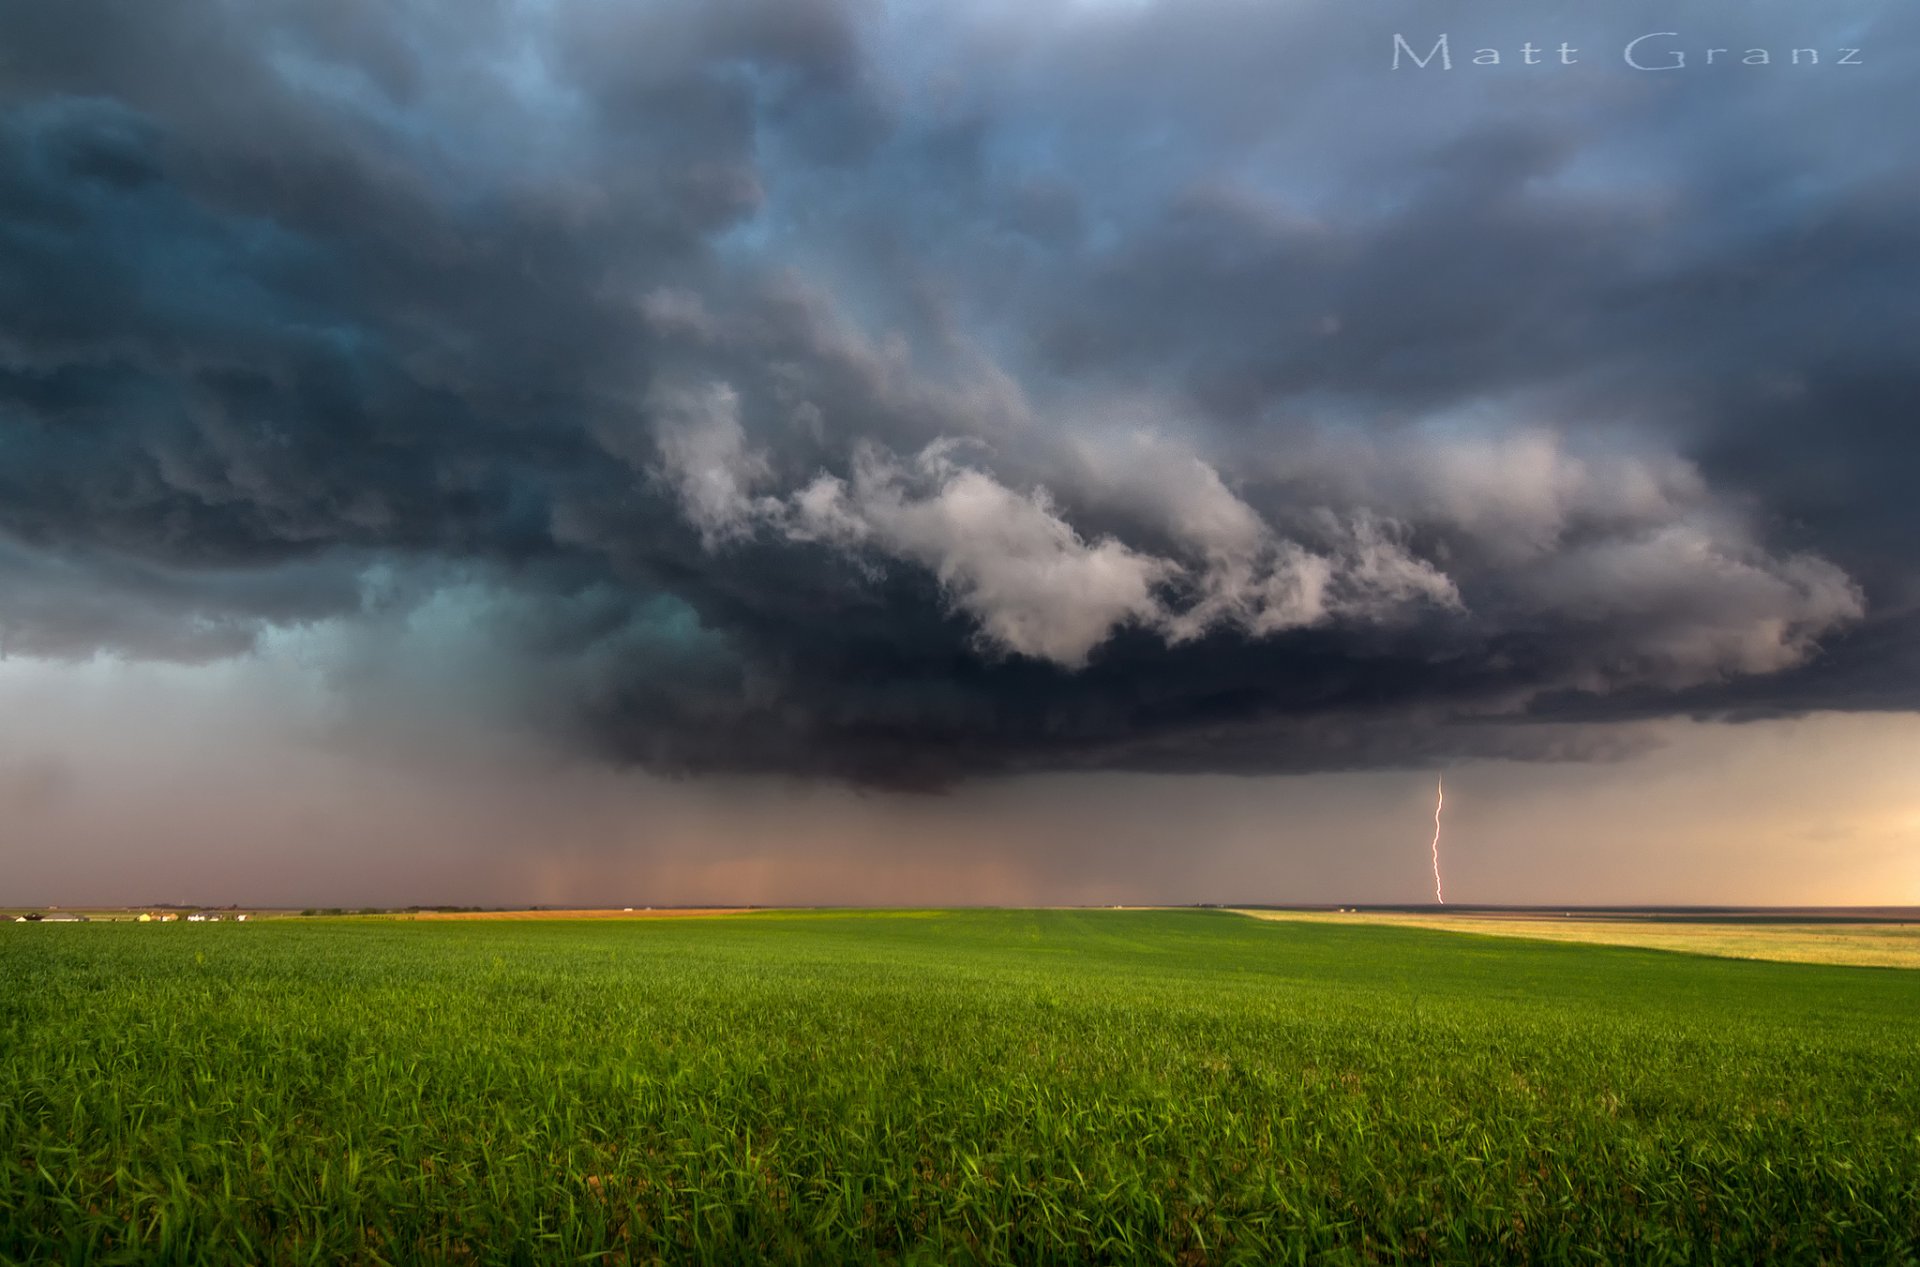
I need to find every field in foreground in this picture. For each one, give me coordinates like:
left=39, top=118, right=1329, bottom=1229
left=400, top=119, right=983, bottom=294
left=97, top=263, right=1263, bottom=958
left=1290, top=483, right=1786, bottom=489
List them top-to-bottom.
left=3, top=912, right=1917, bottom=1264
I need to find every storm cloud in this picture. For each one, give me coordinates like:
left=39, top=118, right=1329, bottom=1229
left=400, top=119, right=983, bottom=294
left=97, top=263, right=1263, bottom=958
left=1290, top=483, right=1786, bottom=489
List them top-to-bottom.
left=1, top=0, right=1914, bottom=787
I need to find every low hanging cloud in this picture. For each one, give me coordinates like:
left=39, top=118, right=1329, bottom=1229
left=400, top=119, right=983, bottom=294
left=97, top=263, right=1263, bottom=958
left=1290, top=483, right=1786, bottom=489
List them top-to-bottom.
left=0, top=0, right=1912, bottom=787
left=648, top=395, right=1855, bottom=701
left=644, top=403, right=1469, bottom=668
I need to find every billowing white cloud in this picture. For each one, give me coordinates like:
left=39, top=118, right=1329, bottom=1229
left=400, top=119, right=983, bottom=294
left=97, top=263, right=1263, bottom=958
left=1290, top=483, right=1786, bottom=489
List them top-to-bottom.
left=643, top=379, right=776, bottom=547
left=1262, top=425, right=1708, bottom=565
left=790, top=441, right=1173, bottom=666
left=1522, top=524, right=1865, bottom=689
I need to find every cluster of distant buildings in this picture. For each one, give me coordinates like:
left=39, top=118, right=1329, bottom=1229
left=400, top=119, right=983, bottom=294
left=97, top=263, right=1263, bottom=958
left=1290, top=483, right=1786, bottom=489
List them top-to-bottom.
left=10, top=910, right=251, bottom=923
left=137, top=912, right=249, bottom=922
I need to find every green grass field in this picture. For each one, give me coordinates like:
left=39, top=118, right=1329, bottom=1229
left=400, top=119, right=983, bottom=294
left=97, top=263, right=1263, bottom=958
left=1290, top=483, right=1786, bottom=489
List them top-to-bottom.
left=3, top=911, right=1917, bottom=1264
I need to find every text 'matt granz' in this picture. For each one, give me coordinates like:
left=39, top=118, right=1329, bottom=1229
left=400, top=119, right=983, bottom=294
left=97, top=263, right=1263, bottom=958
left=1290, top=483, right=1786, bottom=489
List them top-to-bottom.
left=1393, top=33, right=1864, bottom=71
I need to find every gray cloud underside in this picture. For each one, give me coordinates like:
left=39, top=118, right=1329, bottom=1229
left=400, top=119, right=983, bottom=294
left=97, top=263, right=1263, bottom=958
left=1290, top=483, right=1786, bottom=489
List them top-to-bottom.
left=1, top=0, right=1915, bottom=786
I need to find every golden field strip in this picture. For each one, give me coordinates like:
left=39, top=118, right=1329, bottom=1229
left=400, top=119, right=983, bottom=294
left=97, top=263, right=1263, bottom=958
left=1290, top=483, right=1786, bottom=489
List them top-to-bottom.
left=1233, top=909, right=1920, bottom=969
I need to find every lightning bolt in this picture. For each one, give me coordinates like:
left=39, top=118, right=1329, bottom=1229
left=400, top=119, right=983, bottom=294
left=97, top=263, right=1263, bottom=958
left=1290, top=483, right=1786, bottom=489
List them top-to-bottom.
left=1430, top=774, right=1446, bottom=905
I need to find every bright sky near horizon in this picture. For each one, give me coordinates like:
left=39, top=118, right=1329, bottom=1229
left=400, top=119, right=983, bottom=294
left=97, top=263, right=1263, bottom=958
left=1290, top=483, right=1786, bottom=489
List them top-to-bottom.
left=3, top=651, right=1914, bottom=907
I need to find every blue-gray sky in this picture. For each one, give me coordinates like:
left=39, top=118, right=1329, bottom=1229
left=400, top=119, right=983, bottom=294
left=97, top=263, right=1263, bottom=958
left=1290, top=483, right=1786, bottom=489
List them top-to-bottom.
left=1, top=0, right=1916, bottom=903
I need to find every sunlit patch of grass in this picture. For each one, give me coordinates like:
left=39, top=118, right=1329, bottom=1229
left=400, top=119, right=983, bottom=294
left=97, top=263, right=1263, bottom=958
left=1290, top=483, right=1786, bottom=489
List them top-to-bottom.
left=1237, top=908, right=1920, bottom=968
left=3, top=910, right=1917, bottom=1263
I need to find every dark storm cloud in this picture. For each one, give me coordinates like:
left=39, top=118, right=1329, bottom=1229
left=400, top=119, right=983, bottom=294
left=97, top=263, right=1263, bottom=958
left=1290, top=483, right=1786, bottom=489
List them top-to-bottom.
left=0, top=0, right=1914, bottom=786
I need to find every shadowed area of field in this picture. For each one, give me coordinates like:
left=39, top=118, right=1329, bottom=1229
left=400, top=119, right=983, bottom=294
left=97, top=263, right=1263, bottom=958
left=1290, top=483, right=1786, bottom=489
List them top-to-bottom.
left=1234, top=908, right=1920, bottom=968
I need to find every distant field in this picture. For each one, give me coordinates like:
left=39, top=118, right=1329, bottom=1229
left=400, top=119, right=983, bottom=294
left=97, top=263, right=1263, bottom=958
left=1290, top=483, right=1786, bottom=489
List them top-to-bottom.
left=410, top=907, right=754, bottom=920
left=0, top=908, right=755, bottom=922
left=1235, top=908, right=1920, bottom=969
left=4, top=911, right=1917, bottom=1264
